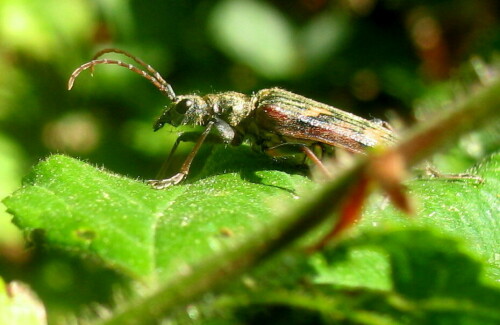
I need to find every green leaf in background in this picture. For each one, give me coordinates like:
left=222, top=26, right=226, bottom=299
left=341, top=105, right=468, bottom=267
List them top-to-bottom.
left=0, top=0, right=94, bottom=60
left=209, top=0, right=299, bottom=79
left=298, top=10, right=350, bottom=68
left=0, top=134, right=25, bottom=247
left=3, top=148, right=310, bottom=279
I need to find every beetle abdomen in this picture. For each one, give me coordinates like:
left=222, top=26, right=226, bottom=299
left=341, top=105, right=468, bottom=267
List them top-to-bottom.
left=252, top=88, right=395, bottom=154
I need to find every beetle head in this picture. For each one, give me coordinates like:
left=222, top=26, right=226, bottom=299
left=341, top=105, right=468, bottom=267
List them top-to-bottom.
left=153, top=95, right=213, bottom=131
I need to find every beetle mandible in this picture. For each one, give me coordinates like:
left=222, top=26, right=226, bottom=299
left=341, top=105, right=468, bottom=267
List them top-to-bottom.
left=69, top=48, right=396, bottom=189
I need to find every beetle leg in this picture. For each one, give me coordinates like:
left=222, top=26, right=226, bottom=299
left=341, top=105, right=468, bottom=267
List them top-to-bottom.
left=213, top=117, right=236, bottom=143
left=148, top=121, right=215, bottom=189
left=153, top=131, right=198, bottom=181
left=155, top=131, right=228, bottom=180
left=265, top=143, right=331, bottom=177
left=265, top=143, right=304, bottom=156
left=299, top=146, right=331, bottom=177
left=421, top=162, right=483, bottom=183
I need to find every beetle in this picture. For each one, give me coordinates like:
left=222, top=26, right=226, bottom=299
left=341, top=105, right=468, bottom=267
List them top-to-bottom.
left=68, top=48, right=396, bottom=189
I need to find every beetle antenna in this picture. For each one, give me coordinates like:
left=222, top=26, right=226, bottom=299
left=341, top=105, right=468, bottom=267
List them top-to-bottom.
left=91, top=49, right=173, bottom=93
left=68, top=51, right=176, bottom=101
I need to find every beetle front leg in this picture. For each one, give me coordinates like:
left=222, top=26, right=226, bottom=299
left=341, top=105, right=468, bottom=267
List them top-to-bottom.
left=148, top=121, right=215, bottom=189
left=154, top=131, right=224, bottom=181
left=153, top=132, right=198, bottom=181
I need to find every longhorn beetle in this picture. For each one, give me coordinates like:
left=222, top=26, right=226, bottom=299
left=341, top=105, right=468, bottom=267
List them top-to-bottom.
left=68, top=48, right=396, bottom=189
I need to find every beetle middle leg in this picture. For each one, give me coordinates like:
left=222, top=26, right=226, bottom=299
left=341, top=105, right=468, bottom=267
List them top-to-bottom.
left=265, top=143, right=331, bottom=177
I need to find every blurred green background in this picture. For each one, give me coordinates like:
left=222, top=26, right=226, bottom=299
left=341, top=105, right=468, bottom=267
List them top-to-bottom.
left=0, top=0, right=498, bottom=321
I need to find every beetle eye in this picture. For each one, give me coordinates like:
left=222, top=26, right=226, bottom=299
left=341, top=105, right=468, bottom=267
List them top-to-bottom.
left=175, top=99, right=193, bottom=114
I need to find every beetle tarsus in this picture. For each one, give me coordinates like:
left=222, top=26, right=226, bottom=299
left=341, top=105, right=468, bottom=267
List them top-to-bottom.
left=147, top=173, right=187, bottom=189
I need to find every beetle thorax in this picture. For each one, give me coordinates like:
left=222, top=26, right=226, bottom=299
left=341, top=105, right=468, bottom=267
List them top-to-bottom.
left=205, top=92, right=253, bottom=127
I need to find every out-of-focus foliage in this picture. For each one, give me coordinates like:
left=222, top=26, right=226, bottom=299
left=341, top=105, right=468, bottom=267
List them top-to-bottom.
left=0, top=0, right=498, bottom=323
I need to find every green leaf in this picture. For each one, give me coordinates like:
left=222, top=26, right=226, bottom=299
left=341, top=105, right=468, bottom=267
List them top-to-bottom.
left=3, top=148, right=311, bottom=279
left=311, top=152, right=499, bottom=291
left=364, top=152, right=500, bottom=279
left=203, top=228, right=500, bottom=325
left=316, top=230, right=500, bottom=325
left=311, top=246, right=391, bottom=290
